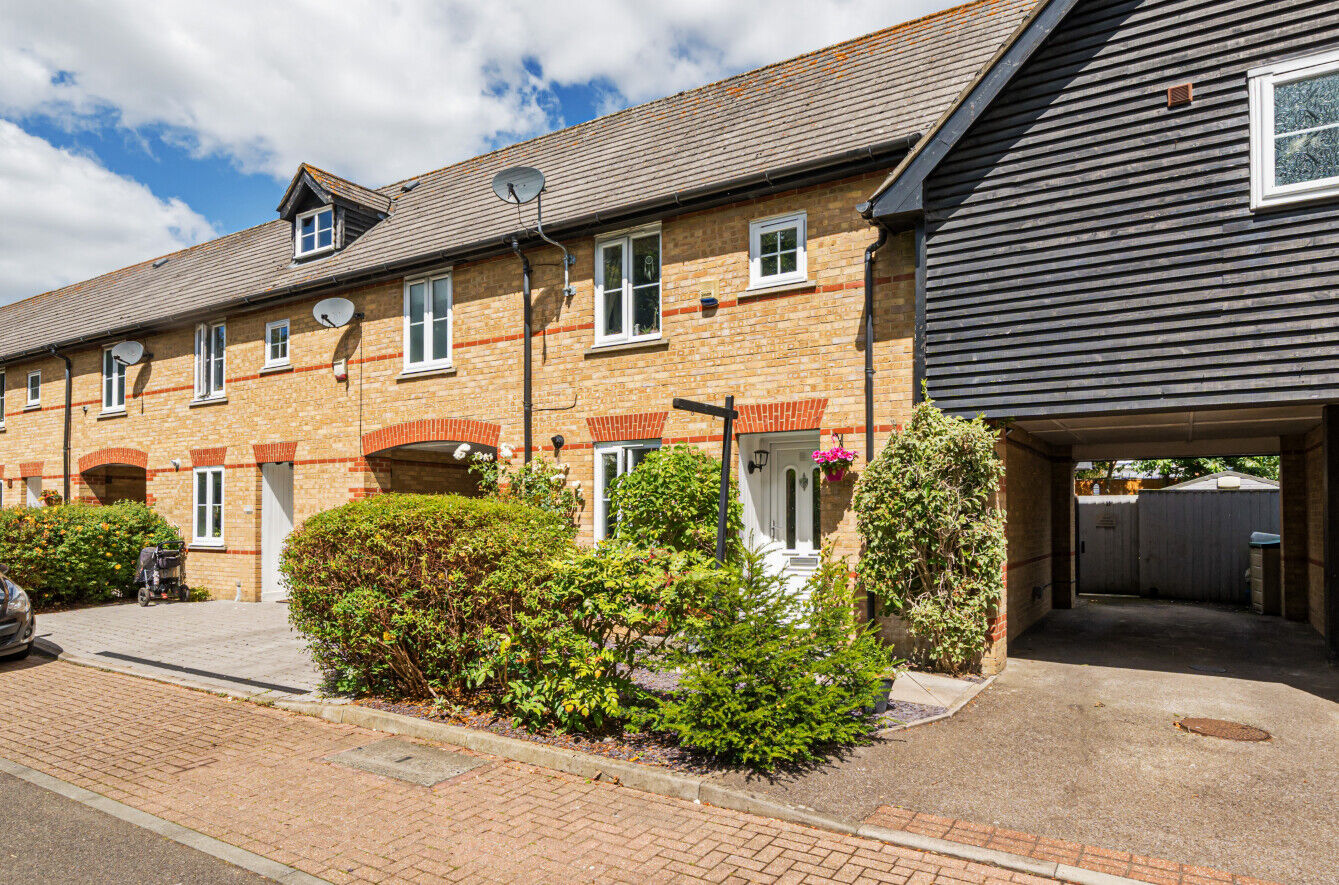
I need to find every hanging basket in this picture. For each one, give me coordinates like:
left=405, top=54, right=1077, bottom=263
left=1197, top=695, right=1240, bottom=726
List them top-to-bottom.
left=813, top=445, right=858, bottom=483
left=821, top=462, right=852, bottom=482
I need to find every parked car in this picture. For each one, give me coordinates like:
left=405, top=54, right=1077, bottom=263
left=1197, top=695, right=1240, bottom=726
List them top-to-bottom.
left=0, top=565, right=34, bottom=662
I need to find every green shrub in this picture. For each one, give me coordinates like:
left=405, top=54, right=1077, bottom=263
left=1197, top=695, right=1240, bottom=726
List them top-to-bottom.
left=854, top=399, right=1005, bottom=673
left=608, top=445, right=741, bottom=557
left=470, top=453, right=582, bottom=528
left=281, top=493, right=576, bottom=697
left=0, top=501, right=180, bottom=609
left=471, top=542, right=721, bottom=732
left=651, top=548, right=896, bottom=771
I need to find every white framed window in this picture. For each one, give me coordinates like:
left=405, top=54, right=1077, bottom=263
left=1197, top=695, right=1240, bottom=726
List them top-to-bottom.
left=1250, top=49, right=1339, bottom=210
left=295, top=206, right=334, bottom=257
left=748, top=211, right=807, bottom=288
left=595, top=228, right=661, bottom=346
left=403, top=271, right=452, bottom=372
left=264, top=319, right=290, bottom=368
left=194, top=321, right=226, bottom=400
left=102, top=346, right=126, bottom=412
left=0, top=369, right=6, bottom=428
left=26, top=371, right=39, bottom=407
left=594, top=440, right=661, bottom=539
left=192, top=466, right=225, bottom=546
left=25, top=477, right=41, bottom=509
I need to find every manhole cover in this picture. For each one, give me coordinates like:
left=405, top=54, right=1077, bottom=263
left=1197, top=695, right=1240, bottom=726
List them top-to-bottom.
left=1177, top=718, right=1271, bottom=742
left=328, top=738, right=486, bottom=785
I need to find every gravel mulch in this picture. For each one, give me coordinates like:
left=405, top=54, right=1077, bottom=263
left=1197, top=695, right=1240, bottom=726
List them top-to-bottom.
left=878, top=700, right=947, bottom=728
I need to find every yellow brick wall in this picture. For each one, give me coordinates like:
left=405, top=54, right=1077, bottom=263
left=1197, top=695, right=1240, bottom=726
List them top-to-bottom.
left=0, top=172, right=916, bottom=601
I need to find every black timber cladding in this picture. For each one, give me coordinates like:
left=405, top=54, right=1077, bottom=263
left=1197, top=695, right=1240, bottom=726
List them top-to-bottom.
left=920, top=0, right=1339, bottom=419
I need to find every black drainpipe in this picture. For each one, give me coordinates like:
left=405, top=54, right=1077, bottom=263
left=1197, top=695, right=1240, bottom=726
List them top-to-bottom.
left=862, top=225, right=888, bottom=621
left=509, top=238, right=534, bottom=464
left=50, top=346, right=72, bottom=503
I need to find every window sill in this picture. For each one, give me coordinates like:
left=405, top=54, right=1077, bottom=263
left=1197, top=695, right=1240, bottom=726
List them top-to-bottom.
left=741, top=278, right=815, bottom=298
left=584, top=337, right=669, bottom=358
left=259, top=363, right=293, bottom=376
left=397, top=365, right=456, bottom=382
left=189, top=396, right=228, bottom=408
left=23, top=404, right=40, bottom=411
left=97, top=409, right=127, bottom=421
left=188, top=542, right=227, bottom=552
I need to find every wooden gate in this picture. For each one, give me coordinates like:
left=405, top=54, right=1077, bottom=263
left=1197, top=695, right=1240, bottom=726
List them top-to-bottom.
left=1137, top=489, right=1279, bottom=603
left=1077, top=496, right=1139, bottom=594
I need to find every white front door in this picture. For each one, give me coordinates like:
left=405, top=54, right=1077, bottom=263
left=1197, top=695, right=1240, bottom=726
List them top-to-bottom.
left=758, top=439, right=822, bottom=595
left=260, top=462, right=294, bottom=602
left=24, top=477, right=41, bottom=508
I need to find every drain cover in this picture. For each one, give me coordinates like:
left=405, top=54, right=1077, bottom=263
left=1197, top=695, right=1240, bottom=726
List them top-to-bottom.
left=1177, top=718, right=1271, bottom=742
left=328, top=738, right=486, bottom=785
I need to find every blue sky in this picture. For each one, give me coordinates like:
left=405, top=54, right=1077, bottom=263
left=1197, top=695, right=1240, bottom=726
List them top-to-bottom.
left=0, top=0, right=961, bottom=305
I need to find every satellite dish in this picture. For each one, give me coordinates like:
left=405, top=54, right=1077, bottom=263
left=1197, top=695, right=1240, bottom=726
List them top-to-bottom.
left=492, top=166, right=545, bottom=205
left=314, top=297, right=356, bottom=328
left=110, top=341, right=145, bottom=366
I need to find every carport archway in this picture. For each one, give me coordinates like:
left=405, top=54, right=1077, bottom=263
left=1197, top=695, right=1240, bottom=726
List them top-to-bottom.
left=361, top=418, right=502, bottom=497
left=77, top=447, right=149, bottom=505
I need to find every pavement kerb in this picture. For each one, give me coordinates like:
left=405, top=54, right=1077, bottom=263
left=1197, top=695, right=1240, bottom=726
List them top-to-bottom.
left=875, top=672, right=998, bottom=735
left=276, top=697, right=1148, bottom=885
left=0, top=754, right=331, bottom=885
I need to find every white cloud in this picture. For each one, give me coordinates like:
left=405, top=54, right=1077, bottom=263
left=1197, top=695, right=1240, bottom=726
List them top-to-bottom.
left=0, top=0, right=958, bottom=186
left=0, top=121, right=215, bottom=304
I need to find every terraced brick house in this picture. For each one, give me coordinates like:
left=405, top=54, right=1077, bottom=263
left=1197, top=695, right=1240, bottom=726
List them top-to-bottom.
left=0, top=1, right=1032, bottom=638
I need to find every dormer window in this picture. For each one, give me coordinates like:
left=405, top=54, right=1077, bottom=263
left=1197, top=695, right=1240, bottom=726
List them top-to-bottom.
left=296, top=207, right=334, bottom=257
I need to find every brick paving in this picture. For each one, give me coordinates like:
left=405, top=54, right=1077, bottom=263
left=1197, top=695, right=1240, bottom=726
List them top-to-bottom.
left=0, top=658, right=1063, bottom=885
left=863, top=808, right=1277, bottom=885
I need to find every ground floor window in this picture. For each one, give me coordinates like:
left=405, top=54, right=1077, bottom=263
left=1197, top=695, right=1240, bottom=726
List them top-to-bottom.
left=594, top=440, right=660, bottom=539
left=193, top=467, right=225, bottom=546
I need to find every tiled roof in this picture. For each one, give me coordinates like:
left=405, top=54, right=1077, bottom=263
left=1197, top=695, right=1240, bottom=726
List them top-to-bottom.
left=0, top=0, right=1034, bottom=363
left=290, top=163, right=392, bottom=216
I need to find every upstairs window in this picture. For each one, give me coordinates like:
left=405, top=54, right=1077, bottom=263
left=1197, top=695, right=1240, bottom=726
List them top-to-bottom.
left=1250, top=50, right=1339, bottom=210
left=295, top=207, right=334, bottom=257
left=749, top=212, right=807, bottom=288
left=595, top=228, right=661, bottom=346
left=403, top=271, right=452, bottom=372
left=265, top=319, right=290, bottom=368
left=194, top=322, right=226, bottom=400
left=102, top=346, right=126, bottom=412
left=0, top=369, right=5, bottom=427
left=26, top=371, right=39, bottom=407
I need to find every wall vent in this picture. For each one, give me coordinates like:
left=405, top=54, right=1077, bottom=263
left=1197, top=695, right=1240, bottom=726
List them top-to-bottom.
left=1167, top=83, right=1193, bottom=108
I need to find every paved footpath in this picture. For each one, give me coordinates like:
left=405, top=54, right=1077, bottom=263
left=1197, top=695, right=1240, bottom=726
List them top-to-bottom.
left=0, top=657, right=1064, bottom=885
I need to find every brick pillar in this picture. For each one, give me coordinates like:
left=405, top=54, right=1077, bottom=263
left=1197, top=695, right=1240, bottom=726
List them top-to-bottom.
left=1323, top=407, right=1339, bottom=657
left=1279, top=434, right=1311, bottom=622
left=1050, top=456, right=1075, bottom=609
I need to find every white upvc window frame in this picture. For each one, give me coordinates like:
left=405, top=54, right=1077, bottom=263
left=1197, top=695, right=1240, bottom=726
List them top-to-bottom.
left=1249, top=48, right=1339, bottom=210
left=295, top=206, right=335, bottom=257
left=748, top=211, right=808, bottom=289
left=594, top=225, right=662, bottom=347
left=402, top=270, right=453, bottom=373
left=264, top=319, right=291, bottom=369
left=194, top=321, right=226, bottom=401
left=101, top=345, right=126, bottom=413
left=0, top=369, right=6, bottom=428
left=25, top=371, right=39, bottom=407
left=594, top=439, right=661, bottom=540
left=192, top=466, right=225, bottom=547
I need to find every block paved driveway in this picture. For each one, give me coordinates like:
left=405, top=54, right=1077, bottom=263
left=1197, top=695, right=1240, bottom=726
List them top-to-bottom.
left=35, top=600, right=322, bottom=699
left=0, top=657, right=1062, bottom=885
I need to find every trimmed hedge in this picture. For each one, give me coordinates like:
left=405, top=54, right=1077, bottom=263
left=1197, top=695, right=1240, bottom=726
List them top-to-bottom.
left=281, top=493, right=576, bottom=697
left=0, top=502, right=181, bottom=609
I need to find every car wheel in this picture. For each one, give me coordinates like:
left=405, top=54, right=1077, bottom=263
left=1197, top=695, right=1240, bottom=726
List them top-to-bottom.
left=137, top=586, right=151, bottom=607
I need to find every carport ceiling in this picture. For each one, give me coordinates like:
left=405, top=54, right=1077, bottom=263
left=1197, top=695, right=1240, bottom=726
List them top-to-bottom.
left=1015, top=404, right=1323, bottom=459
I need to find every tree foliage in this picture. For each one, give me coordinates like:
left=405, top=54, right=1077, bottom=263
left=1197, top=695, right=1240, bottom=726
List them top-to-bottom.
left=854, top=400, right=1005, bottom=673
left=607, top=445, right=741, bottom=557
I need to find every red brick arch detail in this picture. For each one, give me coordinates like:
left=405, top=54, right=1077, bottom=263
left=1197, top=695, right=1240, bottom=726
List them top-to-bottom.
left=734, top=398, right=828, bottom=435
left=586, top=412, right=668, bottom=443
left=361, top=419, right=502, bottom=456
left=253, top=442, right=298, bottom=465
left=78, top=447, right=149, bottom=474
left=190, top=447, right=228, bottom=468
left=19, top=461, right=43, bottom=479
